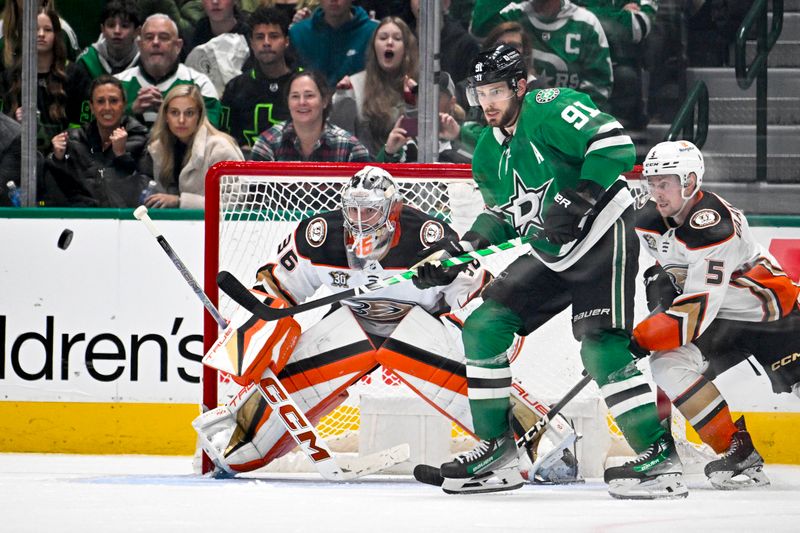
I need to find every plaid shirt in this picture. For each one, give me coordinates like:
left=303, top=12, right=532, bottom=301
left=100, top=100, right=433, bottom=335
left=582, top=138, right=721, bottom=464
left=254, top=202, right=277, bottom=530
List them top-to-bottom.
left=251, top=121, right=371, bottom=162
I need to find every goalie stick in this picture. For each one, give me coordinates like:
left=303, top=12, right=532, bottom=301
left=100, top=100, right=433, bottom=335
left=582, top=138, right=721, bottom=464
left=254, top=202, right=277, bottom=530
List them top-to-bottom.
left=133, top=205, right=410, bottom=481
left=217, top=236, right=537, bottom=321
left=413, top=372, right=592, bottom=487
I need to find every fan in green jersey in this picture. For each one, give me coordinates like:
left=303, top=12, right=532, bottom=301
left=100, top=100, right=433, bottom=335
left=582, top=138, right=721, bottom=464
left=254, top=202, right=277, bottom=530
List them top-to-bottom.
left=413, top=44, right=687, bottom=500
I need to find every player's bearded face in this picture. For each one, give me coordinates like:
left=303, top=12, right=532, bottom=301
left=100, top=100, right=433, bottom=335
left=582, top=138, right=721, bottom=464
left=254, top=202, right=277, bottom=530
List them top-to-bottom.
left=482, top=90, right=521, bottom=128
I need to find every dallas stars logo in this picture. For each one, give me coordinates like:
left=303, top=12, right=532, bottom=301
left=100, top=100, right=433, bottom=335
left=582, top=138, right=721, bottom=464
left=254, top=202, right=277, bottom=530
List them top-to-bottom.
left=498, top=171, right=551, bottom=236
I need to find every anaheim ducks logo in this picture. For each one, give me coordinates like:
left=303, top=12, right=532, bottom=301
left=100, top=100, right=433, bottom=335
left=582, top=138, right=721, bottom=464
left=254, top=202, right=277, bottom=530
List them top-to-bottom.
left=536, top=88, right=559, bottom=104
left=690, top=209, right=721, bottom=230
left=306, top=217, right=327, bottom=247
left=643, top=233, right=657, bottom=251
left=662, top=264, right=688, bottom=292
left=344, top=299, right=415, bottom=321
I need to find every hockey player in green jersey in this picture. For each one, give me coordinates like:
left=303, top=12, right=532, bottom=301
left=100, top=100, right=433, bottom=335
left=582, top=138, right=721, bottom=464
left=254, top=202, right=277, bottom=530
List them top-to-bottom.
left=471, top=0, right=614, bottom=107
left=412, top=45, right=686, bottom=499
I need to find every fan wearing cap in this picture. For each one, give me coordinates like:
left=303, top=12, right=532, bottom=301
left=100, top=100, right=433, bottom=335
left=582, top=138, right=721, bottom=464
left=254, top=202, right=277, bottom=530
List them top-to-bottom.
left=412, top=44, right=683, bottom=499
left=631, top=140, right=800, bottom=490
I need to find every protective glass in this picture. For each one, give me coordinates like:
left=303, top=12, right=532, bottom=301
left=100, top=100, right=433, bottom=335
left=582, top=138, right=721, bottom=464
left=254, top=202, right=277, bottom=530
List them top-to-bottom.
left=466, top=83, right=515, bottom=107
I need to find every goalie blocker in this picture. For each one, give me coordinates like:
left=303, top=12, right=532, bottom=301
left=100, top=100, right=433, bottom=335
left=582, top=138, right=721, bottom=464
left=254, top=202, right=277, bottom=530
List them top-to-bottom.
left=194, top=294, right=580, bottom=481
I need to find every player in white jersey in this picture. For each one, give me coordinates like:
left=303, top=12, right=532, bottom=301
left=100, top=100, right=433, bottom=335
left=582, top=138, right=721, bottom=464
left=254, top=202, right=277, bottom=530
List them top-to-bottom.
left=632, top=141, right=800, bottom=489
left=193, top=166, right=580, bottom=479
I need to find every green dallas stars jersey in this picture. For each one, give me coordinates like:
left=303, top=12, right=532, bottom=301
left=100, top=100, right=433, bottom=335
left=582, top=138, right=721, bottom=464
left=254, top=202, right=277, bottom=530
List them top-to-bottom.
left=471, top=0, right=613, bottom=105
left=115, top=64, right=222, bottom=128
left=469, top=87, right=635, bottom=271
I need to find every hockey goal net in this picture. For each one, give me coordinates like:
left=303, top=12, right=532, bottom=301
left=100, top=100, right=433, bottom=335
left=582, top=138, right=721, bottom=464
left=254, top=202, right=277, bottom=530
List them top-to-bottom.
left=203, top=162, right=710, bottom=476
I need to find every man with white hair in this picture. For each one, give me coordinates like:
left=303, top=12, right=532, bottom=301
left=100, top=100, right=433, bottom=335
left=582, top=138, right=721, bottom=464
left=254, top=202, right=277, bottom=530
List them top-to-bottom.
left=115, top=13, right=222, bottom=129
left=632, top=140, right=800, bottom=489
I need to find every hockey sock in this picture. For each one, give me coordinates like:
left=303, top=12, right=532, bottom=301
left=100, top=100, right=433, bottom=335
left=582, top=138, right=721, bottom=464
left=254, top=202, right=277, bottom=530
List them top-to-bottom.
left=463, top=300, right=523, bottom=439
left=581, top=329, right=665, bottom=452
left=674, top=377, right=737, bottom=453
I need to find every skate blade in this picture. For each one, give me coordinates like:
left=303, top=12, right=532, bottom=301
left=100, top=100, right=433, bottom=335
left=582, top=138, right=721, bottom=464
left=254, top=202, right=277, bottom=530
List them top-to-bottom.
left=708, top=466, right=771, bottom=490
left=442, top=468, right=524, bottom=495
left=608, top=473, right=688, bottom=500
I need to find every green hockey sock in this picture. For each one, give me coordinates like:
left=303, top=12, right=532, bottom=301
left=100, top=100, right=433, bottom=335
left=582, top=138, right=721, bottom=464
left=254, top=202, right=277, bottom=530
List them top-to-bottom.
left=463, top=300, right=524, bottom=439
left=581, top=329, right=665, bottom=452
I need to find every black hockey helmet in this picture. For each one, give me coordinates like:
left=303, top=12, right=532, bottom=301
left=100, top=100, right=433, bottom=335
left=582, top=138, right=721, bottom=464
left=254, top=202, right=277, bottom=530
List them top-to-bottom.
left=465, top=44, right=526, bottom=106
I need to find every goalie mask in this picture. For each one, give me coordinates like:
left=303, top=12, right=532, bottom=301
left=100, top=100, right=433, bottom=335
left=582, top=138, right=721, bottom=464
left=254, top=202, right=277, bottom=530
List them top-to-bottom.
left=642, top=141, right=705, bottom=201
left=341, top=166, right=403, bottom=266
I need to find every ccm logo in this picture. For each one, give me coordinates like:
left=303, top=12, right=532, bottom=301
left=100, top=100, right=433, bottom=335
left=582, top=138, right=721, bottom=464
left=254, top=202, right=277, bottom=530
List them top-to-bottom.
left=771, top=352, right=800, bottom=371
left=260, top=376, right=332, bottom=462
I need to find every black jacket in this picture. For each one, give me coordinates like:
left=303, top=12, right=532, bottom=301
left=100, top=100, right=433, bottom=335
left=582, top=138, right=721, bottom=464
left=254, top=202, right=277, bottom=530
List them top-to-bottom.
left=0, top=112, right=21, bottom=206
left=45, top=115, right=150, bottom=207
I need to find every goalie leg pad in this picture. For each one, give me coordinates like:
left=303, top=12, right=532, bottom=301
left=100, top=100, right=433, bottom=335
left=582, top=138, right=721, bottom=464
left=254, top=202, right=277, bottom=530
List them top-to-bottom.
left=375, top=306, right=474, bottom=434
left=197, top=307, right=379, bottom=473
left=378, top=308, right=581, bottom=484
left=509, top=380, right=582, bottom=484
left=192, top=382, right=264, bottom=475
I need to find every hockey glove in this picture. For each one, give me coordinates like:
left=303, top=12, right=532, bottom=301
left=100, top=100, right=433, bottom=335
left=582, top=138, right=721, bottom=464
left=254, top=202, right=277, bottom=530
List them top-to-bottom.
left=542, top=189, right=595, bottom=245
left=412, top=235, right=482, bottom=290
left=642, top=264, right=682, bottom=312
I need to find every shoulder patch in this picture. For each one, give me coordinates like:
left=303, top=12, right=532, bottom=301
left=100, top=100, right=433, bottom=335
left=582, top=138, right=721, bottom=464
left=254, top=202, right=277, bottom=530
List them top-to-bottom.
left=535, top=88, right=560, bottom=104
left=675, top=193, right=735, bottom=249
left=689, top=209, right=721, bottom=230
left=305, top=217, right=327, bottom=247
left=420, top=219, right=445, bottom=246
left=642, top=233, right=658, bottom=251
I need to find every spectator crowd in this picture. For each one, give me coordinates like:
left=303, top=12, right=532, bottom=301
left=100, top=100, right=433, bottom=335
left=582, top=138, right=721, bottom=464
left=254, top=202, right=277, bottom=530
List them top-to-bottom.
left=0, top=0, right=746, bottom=208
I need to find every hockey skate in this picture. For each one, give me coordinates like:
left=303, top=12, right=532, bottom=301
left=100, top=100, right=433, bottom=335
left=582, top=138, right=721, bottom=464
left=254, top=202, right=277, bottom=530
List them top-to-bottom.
left=705, top=417, right=770, bottom=490
left=439, top=430, right=524, bottom=494
left=604, top=433, right=688, bottom=499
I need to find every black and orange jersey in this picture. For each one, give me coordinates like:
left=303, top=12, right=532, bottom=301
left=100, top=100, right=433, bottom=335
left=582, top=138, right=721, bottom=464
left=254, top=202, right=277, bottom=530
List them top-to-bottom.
left=633, top=191, right=799, bottom=351
left=254, top=206, right=489, bottom=337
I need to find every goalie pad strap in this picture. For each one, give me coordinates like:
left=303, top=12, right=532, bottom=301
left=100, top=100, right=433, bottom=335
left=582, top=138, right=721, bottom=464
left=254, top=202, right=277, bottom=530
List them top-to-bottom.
left=278, top=340, right=376, bottom=393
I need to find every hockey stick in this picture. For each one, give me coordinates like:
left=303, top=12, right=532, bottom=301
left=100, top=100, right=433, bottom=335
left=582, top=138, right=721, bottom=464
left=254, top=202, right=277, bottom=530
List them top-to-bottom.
left=133, top=206, right=410, bottom=481
left=217, top=236, right=536, bottom=321
left=413, top=371, right=592, bottom=486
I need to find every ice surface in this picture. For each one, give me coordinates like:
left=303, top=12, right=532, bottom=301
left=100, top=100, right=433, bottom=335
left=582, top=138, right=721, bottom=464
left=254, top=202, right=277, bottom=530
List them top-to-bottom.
left=2, top=453, right=799, bottom=533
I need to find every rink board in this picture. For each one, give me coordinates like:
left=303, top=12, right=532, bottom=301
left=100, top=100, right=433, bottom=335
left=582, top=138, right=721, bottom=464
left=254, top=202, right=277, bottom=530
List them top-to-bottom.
left=0, top=209, right=799, bottom=462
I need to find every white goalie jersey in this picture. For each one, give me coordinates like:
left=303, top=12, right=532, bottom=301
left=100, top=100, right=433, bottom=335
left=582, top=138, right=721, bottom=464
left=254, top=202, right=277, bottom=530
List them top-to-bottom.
left=256, top=206, right=491, bottom=337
